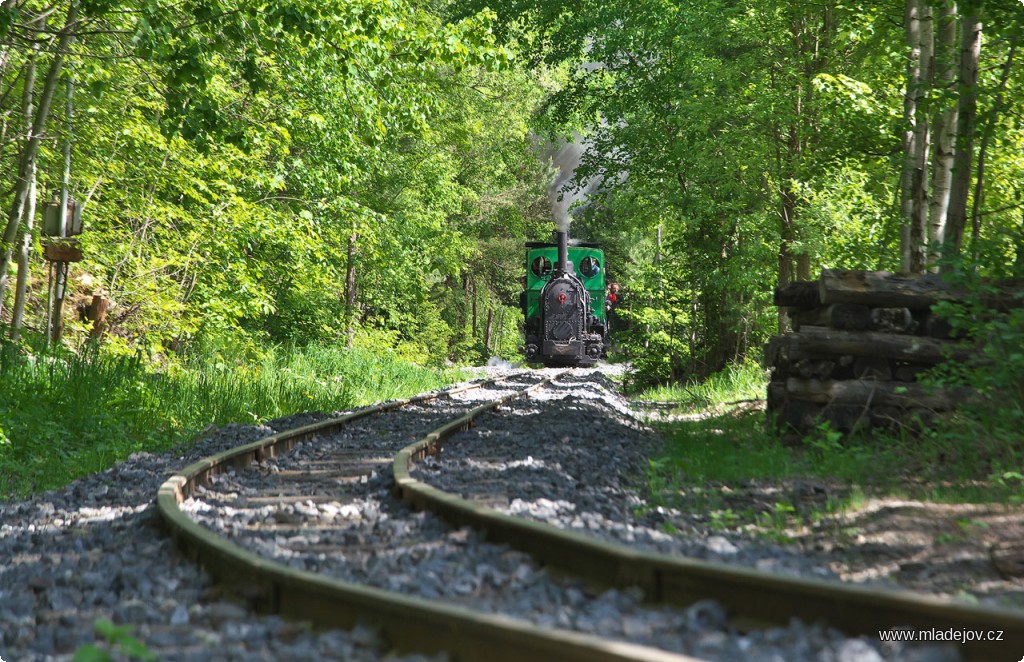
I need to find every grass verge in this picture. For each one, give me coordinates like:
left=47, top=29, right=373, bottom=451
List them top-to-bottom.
left=0, top=342, right=463, bottom=498
left=632, top=359, right=766, bottom=411
left=641, top=361, right=1024, bottom=537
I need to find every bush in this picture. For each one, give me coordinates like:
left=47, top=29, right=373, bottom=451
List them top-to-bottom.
left=924, top=269, right=1024, bottom=478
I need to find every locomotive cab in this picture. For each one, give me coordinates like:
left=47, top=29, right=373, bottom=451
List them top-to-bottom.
left=523, top=231, right=607, bottom=366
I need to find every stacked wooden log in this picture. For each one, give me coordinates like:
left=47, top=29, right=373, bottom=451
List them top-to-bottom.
left=766, top=269, right=1020, bottom=438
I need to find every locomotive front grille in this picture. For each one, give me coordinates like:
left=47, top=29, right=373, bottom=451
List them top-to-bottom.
left=549, top=321, right=574, bottom=341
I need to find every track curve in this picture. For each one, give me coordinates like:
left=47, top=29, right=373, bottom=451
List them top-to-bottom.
left=159, top=369, right=1024, bottom=661
left=158, top=372, right=697, bottom=661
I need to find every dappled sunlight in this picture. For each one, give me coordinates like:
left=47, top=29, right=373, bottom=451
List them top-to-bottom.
left=649, top=406, right=1024, bottom=608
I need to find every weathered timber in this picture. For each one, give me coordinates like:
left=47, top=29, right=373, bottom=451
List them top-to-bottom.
left=43, top=239, right=83, bottom=262
left=764, top=269, right=1024, bottom=439
left=819, top=269, right=951, bottom=309
left=820, top=269, right=1024, bottom=311
left=774, top=280, right=821, bottom=309
left=88, top=295, right=109, bottom=339
left=791, top=304, right=872, bottom=331
left=870, top=307, right=917, bottom=333
left=924, top=314, right=956, bottom=339
left=774, top=327, right=974, bottom=364
left=764, top=335, right=789, bottom=368
left=852, top=357, right=892, bottom=381
left=793, top=358, right=836, bottom=380
left=894, top=364, right=930, bottom=382
left=784, top=378, right=971, bottom=410
left=767, top=382, right=786, bottom=410
left=770, top=399, right=825, bottom=433
left=772, top=401, right=868, bottom=433
left=823, top=404, right=872, bottom=433
left=869, top=406, right=903, bottom=431
left=991, top=541, right=1024, bottom=579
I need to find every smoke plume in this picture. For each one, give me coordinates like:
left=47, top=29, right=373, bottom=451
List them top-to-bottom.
left=546, top=138, right=587, bottom=231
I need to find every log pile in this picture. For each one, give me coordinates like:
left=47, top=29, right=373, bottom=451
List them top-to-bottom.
left=766, top=269, right=1021, bottom=438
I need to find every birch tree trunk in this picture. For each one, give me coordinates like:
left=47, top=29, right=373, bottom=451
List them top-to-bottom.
left=899, top=0, right=922, bottom=273
left=927, top=0, right=958, bottom=271
left=0, top=1, right=80, bottom=316
left=908, top=1, right=933, bottom=274
left=943, top=13, right=982, bottom=266
left=10, top=33, right=41, bottom=341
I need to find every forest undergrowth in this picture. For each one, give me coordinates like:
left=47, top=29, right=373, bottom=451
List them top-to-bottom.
left=642, top=317, right=1024, bottom=538
left=0, top=339, right=463, bottom=499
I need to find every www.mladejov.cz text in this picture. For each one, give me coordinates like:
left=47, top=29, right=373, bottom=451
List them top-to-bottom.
left=878, top=628, right=1004, bottom=643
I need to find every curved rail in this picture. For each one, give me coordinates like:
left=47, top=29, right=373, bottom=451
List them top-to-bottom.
left=157, top=373, right=701, bottom=662
left=393, top=378, right=1024, bottom=661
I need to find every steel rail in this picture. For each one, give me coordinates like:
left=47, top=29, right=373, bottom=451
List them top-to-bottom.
left=158, top=372, right=702, bottom=662
left=393, top=376, right=1024, bottom=661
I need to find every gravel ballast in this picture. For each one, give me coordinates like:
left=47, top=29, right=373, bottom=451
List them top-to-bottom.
left=1, top=368, right=965, bottom=660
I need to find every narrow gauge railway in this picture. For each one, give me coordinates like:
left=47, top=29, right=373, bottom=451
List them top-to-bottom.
left=159, top=370, right=1024, bottom=661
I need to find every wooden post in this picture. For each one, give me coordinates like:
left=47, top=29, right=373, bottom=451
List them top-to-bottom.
left=51, top=261, right=68, bottom=344
left=88, top=294, right=108, bottom=339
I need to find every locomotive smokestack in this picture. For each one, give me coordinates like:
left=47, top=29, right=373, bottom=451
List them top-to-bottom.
left=556, top=230, right=571, bottom=275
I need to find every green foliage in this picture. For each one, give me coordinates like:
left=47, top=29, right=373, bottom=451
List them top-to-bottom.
left=0, top=0, right=551, bottom=369
left=453, top=0, right=914, bottom=382
left=458, top=0, right=1024, bottom=389
left=795, top=163, right=901, bottom=272
left=919, top=256, right=1024, bottom=482
left=0, top=341, right=461, bottom=498
left=634, top=359, right=767, bottom=411
left=647, top=401, right=1024, bottom=535
left=806, top=421, right=845, bottom=457
left=73, top=619, right=156, bottom=662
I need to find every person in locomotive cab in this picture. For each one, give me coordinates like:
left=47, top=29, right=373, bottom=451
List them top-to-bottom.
left=579, top=256, right=600, bottom=278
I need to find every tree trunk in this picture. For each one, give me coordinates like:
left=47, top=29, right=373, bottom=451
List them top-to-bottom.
left=899, top=0, right=922, bottom=273
left=909, top=0, right=933, bottom=274
left=927, top=0, right=958, bottom=271
left=0, top=1, right=80, bottom=316
left=942, top=13, right=982, bottom=267
left=10, top=33, right=40, bottom=341
left=970, top=39, right=1016, bottom=250
left=50, top=55, right=77, bottom=347
left=778, top=75, right=801, bottom=329
left=10, top=176, right=36, bottom=341
left=345, top=226, right=357, bottom=349
left=467, top=274, right=476, bottom=337
left=494, top=306, right=504, bottom=356
left=484, top=307, right=494, bottom=351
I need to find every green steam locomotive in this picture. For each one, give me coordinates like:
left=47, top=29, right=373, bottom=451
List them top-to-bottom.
left=522, top=230, right=608, bottom=366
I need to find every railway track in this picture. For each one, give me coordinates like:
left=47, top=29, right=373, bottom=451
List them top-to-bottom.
left=158, top=370, right=1024, bottom=661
